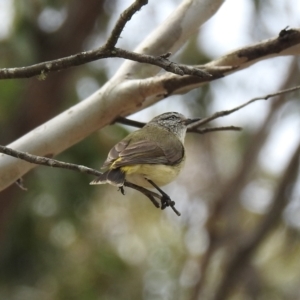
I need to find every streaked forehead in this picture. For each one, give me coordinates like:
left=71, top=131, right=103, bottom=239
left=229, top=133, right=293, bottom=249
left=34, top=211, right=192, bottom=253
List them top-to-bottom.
left=152, top=112, right=185, bottom=121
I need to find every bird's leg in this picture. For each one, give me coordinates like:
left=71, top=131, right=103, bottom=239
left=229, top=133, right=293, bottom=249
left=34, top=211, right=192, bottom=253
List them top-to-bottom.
left=145, top=179, right=176, bottom=210
left=122, top=180, right=181, bottom=216
left=123, top=181, right=160, bottom=208
left=118, top=186, right=125, bottom=195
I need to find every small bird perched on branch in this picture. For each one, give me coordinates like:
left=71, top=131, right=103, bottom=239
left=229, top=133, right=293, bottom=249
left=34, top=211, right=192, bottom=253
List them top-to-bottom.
left=90, top=112, right=199, bottom=211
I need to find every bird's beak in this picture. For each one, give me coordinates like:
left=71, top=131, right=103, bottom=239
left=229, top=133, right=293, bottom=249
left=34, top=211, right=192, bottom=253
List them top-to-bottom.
left=183, top=118, right=201, bottom=126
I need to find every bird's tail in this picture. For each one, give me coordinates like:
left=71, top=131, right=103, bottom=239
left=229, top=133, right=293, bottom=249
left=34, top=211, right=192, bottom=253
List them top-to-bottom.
left=90, top=168, right=125, bottom=187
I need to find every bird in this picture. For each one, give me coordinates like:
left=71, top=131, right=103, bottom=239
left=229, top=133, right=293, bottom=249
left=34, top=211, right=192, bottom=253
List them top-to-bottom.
left=90, top=112, right=199, bottom=195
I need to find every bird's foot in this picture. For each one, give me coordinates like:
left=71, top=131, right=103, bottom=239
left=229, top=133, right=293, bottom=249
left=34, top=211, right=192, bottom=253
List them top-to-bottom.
left=161, top=195, right=175, bottom=210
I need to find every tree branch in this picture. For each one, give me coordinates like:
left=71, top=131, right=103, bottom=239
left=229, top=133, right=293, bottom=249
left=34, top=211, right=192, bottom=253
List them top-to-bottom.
left=0, top=0, right=211, bottom=80
left=0, top=0, right=226, bottom=192
left=1, top=0, right=148, bottom=79
left=104, top=0, right=148, bottom=49
left=2, top=3, right=299, bottom=193
left=3, top=27, right=299, bottom=83
left=152, top=28, right=300, bottom=96
left=0, top=48, right=211, bottom=80
left=190, top=64, right=300, bottom=299
left=1, top=80, right=297, bottom=192
left=188, top=84, right=300, bottom=129
left=115, top=116, right=242, bottom=133
left=189, top=126, right=242, bottom=134
left=0, top=145, right=181, bottom=215
left=0, top=145, right=101, bottom=177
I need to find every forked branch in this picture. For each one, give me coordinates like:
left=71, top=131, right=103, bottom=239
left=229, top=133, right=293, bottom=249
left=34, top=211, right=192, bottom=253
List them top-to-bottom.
left=0, top=0, right=210, bottom=80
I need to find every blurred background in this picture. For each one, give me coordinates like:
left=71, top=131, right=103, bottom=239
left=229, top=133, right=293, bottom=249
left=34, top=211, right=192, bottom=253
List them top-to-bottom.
left=0, top=0, right=300, bottom=299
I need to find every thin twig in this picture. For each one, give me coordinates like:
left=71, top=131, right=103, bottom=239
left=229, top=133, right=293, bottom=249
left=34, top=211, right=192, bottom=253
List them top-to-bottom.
left=0, top=0, right=210, bottom=80
left=105, top=0, right=148, bottom=49
left=0, top=48, right=211, bottom=80
left=189, top=78, right=300, bottom=300
left=116, top=84, right=300, bottom=132
left=247, top=84, right=300, bottom=101
left=188, top=85, right=300, bottom=129
left=115, top=117, right=241, bottom=133
left=115, top=117, right=146, bottom=128
left=189, top=126, right=242, bottom=134
left=0, top=145, right=181, bottom=215
left=0, top=145, right=101, bottom=177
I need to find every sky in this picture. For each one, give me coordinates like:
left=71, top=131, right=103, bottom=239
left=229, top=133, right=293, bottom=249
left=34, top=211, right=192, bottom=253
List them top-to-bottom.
left=0, top=0, right=14, bottom=39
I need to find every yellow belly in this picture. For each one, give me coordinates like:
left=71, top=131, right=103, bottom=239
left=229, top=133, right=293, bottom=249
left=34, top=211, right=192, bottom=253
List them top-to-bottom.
left=121, top=162, right=184, bottom=188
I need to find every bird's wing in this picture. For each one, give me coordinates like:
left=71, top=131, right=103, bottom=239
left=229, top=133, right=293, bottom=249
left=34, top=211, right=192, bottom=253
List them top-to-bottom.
left=102, top=138, right=184, bottom=169
left=102, top=140, right=130, bottom=168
